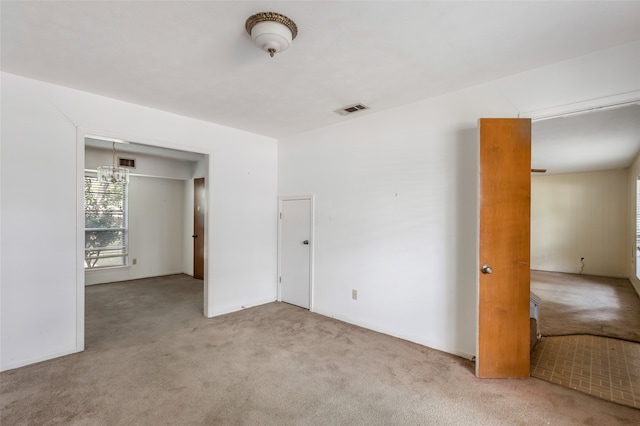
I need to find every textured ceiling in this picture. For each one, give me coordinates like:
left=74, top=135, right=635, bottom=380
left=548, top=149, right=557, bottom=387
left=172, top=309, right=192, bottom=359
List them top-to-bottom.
left=2, top=1, right=640, bottom=172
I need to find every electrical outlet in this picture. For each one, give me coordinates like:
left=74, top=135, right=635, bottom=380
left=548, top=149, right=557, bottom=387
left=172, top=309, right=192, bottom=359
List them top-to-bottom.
left=132, top=258, right=137, bottom=265
left=352, top=289, right=357, bottom=300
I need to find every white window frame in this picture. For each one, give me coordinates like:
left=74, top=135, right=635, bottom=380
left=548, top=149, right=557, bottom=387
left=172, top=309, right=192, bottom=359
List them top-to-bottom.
left=84, top=173, right=129, bottom=269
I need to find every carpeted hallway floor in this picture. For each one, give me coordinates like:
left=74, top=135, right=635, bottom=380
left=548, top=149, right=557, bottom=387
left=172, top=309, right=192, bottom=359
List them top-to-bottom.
left=2, top=274, right=639, bottom=425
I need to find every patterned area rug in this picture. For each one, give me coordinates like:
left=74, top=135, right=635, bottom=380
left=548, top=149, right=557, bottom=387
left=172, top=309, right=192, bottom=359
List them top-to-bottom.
left=531, top=335, right=640, bottom=409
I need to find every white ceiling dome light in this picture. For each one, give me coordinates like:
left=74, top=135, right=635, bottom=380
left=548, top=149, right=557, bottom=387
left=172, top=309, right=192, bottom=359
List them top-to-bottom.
left=245, top=12, right=298, bottom=58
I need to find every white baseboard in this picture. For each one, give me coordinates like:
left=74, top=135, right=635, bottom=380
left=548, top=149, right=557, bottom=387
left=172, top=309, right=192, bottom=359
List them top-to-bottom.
left=208, top=298, right=277, bottom=318
left=312, top=307, right=475, bottom=361
left=1, top=347, right=80, bottom=372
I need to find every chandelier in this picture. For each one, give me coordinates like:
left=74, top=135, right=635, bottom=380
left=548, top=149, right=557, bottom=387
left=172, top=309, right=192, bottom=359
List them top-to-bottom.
left=97, top=142, right=129, bottom=184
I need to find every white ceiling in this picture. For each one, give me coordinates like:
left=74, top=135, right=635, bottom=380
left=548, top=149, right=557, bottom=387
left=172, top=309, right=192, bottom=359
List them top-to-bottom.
left=2, top=1, right=640, bottom=172
left=532, top=105, right=640, bottom=175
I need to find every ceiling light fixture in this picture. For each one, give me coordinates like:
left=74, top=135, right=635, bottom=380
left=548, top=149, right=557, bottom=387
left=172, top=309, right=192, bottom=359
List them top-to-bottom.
left=245, top=12, right=298, bottom=57
left=97, top=142, right=129, bottom=184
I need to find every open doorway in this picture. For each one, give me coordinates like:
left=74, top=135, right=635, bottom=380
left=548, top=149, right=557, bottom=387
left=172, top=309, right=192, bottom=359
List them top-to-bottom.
left=527, top=104, right=640, bottom=406
left=529, top=104, right=640, bottom=339
left=79, top=132, right=209, bottom=350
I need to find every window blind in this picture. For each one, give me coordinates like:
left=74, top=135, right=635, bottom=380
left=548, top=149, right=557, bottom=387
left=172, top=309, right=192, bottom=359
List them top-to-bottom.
left=84, top=175, right=128, bottom=269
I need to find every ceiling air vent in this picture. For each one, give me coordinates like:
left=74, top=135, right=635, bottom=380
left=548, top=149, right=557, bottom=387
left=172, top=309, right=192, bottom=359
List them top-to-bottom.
left=335, top=103, right=370, bottom=116
left=118, top=157, right=136, bottom=169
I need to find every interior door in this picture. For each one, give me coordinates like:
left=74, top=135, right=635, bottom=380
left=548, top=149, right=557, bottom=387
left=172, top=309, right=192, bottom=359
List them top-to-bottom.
left=477, top=118, right=531, bottom=378
left=193, top=178, right=205, bottom=280
left=280, top=198, right=311, bottom=309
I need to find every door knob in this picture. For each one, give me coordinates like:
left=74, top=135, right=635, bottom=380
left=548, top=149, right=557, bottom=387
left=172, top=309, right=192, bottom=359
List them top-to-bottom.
left=192, top=235, right=197, bottom=238
left=303, top=240, right=309, bottom=245
left=481, top=265, right=493, bottom=274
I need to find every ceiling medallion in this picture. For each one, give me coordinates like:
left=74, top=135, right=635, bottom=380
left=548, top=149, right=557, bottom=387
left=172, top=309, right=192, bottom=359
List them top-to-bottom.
left=245, top=12, right=298, bottom=57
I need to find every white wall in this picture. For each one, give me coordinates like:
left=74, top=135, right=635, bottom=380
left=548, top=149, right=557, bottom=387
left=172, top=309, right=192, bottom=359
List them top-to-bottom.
left=2, top=40, right=638, bottom=370
left=278, top=41, right=640, bottom=359
left=1, top=72, right=278, bottom=371
left=1, top=74, right=78, bottom=370
left=279, top=85, right=505, bottom=358
left=85, top=145, right=197, bottom=180
left=85, top=146, right=197, bottom=285
left=628, top=152, right=640, bottom=295
left=531, top=170, right=628, bottom=277
left=85, top=176, right=186, bottom=285
left=183, top=179, right=196, bottom=277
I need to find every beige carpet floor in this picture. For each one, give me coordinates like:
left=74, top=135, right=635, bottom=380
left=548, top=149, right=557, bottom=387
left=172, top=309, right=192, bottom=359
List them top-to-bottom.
left=530, top=270, right=640, bottom=342
left=2, top=274, right=639, bottom=425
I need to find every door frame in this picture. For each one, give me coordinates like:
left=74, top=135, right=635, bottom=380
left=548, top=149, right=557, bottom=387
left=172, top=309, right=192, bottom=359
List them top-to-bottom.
left=77, top=127, right=212, bottom=353
left=277, top=195, right=315, bottom=311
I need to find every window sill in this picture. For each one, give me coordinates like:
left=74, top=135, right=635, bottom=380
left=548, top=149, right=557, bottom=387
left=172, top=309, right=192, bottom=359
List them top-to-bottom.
left=85, top=265, right=131, bottom=272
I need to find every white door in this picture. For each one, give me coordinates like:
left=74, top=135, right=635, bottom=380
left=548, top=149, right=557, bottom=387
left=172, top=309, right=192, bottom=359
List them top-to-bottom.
left=280, top=198, right=312, bottom=309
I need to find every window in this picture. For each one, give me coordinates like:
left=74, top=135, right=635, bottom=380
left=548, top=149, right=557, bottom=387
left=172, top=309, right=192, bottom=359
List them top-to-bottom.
left=84, top=175, right=128, bottom=269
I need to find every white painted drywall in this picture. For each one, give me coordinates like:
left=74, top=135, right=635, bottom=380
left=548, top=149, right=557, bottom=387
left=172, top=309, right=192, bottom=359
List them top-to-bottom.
left=2, top=41, right=638, bottom=370
left=278, top=42, right=640, bottom=359
left=1, top=72, right=277, bottom=371
left=1, top=74, right=79, bottom=369
left=279, top=86, right=493, bottom=359
left=85, top=146, right=196, bottom=180
left=85, top=146, right=196, bottom=285
left=628, top=152, right=640, bottom=296
left=531, top=170, right=628, bottom=277
left=84, top=175, right=186, bottom=285
left=183, top=179, right=196, bottom=277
